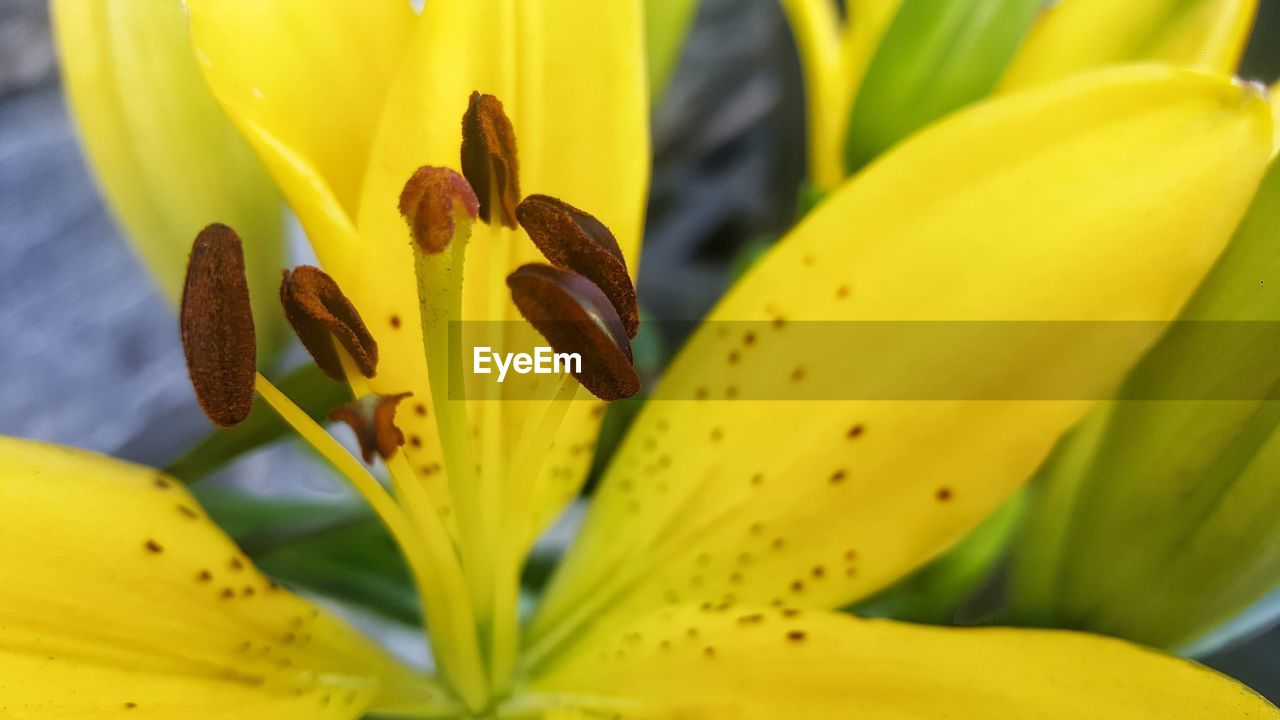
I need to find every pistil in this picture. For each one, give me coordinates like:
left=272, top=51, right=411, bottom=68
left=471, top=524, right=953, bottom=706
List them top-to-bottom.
left=401, top=164, right=499, bottom=705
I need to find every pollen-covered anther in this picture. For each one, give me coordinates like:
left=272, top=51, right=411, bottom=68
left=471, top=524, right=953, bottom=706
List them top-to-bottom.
left=461, top=91, right=520, bottom=227
left=399, top=165, right=479, bottom=254
left=516, top=194, right=639, bottom=338
left=180, top=223, right=257, bottom=428
left=507, top=263, right=641, bottom=401
left=280, top=266, right=378, bottom=381
left=328, top=392, right=412, bottom=464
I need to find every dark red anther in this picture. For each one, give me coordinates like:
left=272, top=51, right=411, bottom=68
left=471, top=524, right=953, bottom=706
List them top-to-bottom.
left=461, top=91, right=520, bottom=228
left=516, top=194, right=639, bottom=338
left=180, top=224, right=257, bottom=427
left=507, top=264, right=640, bottom=401
left=280, top=265, right=378, bottom=381
left=329, top=393, right=412, bottom=464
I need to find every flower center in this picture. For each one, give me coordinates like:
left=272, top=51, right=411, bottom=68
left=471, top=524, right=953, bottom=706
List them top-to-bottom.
left=176, top=91, right=642, bottom=716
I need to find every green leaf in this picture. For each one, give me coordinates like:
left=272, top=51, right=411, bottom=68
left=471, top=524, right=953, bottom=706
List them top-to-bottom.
left=645, top=0, right=701, bottom=102
left=843, top=0, right=1043, bottom=172
left=1008, top=158, right=1280, bottom=651
left=167, top=364, right=350, bottom=483
left=195, top=489, right=421, bottom=625
left=855, top=491, right=1023, bottom=625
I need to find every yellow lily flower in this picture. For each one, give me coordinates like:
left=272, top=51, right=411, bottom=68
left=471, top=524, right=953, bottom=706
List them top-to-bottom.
left=784, top=0, right=1260, bottom=189
left=8, top=2, right=1280, bottom=719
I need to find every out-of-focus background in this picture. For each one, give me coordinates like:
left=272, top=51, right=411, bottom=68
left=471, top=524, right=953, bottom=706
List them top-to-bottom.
left=2, top=0, right=1280, bottom=699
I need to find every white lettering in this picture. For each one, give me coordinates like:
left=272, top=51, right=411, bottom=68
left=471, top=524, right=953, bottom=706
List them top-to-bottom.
left=473, top=346, right=583, bottom=382
left=494, top=349, right=514, bottom=383
left=555, top=351, right=581, bottom=374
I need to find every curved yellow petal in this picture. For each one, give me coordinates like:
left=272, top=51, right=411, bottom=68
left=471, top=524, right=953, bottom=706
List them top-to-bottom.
left=51, top=0, right=286, bottom=362
left=184, top=0, right=418, bottom=265
left=349, top=0, right=650, bottom=547
left=779, top=0, right=847, bottom=190
left=1002, top=0, right=1257, bottom=91
left=528, top=66, right=1272, bottom=652
left=1271, top=80, right=1280, bottom=157
left=0, top=436, right=443, bottom=718
left=529, top=606, right=1279, bottom=719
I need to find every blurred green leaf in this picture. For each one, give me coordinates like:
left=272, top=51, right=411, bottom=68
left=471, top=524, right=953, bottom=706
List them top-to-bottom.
left=646, top=0, right=701, bottom=102
left=844, top=0, right=1043, bottom=172
left=1008, top=158, right=1280, bottom=651
left=167, top=364, right=350, bottom=482
left=195, top=489, right=420, bottom=625
left=855, top=491, right=1023, bottom=624
left=1184, top=585, right=1280, bottom=658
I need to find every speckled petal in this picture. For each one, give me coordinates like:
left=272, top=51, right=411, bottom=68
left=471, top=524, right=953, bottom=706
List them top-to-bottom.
left=529, top=66, right=1271, bottom=645
left=0, top=436, right=441, bottom=719
left=530, top=606, right=1279, bottom=719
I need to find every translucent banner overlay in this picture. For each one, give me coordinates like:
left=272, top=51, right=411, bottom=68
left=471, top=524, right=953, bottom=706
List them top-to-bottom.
left=448, top=321, right=1280, bottom=401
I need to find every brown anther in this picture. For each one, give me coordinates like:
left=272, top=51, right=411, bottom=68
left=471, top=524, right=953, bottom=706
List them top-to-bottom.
left=461, top=92, right=520, bottom=227
left=398, top=165, right=479, bottom=254
left=516, top=194, right=639, bottom=338
left=180, top=224, right=257, bottom=428
left=507, top=263, right=640, bottom=401
left=280, top=266, right=378, bottom=381
left=328, top=393, right=412, bottom=464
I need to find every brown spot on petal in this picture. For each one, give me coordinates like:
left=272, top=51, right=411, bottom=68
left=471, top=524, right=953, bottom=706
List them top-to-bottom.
left=461, top=92, right=519, bottom=227
left=399, top=165, right=479, bottom=254
left=516, top=194, right=639, bottom=338
left=180, top=224, right=257, bottom=428
left=507, top=264, right=640, bottom=401
left=280, top=266, right=378, bottom=381
left=329, top=393, right=412, bottom=464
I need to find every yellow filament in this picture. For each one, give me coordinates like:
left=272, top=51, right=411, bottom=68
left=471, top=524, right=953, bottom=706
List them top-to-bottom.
left=779, top=0, right=851, bottom=190
left=476, top=215, right=512, bottom=632
left=337, top=351, right=490, bottom=707
left=254, top=372, right=489, bottom=710
left=490, top=373, right=581, bottom=693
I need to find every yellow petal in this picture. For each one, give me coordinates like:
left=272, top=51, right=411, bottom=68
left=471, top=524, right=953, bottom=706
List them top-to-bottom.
left=51, top=0, right=287, bottom=361
left=184, top=0, right=418, bottom=265
left=350, top=0, right=650, bottom=547
left=779, top=0, right=847, bottom=190
left=1001, top=0, right=1257, bottom=91
left=527, top=66, right=1272, bottom=651
left=1271, top=80, right=1280, bottom=157
left=0, top=436, right=442, bottom=718
left=529, top=605, right=1279, bottom=719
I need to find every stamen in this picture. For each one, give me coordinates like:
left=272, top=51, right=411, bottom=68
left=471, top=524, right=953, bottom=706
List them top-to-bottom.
left=461, top=91, right=520, bottom=227
left=398, top=166, right=479, bottom=254
left=516, top=194, right=639, bottom=338
left=179, top=224, right=257, bottom=428
left=507, top=264, right=640, bottom=401
left=280, top=265, right=378, bottom=380
left=253, top=372, right=488, bottom=708
left=328, top=392, right=412, bottom=464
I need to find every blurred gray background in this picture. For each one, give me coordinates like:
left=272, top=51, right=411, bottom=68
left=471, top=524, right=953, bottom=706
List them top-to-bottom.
left=2, top=0, right=1280, bottom=700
